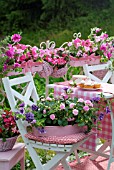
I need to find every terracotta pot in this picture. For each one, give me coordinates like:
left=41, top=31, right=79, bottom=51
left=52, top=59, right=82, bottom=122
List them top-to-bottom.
left=69, top=55, right=101, bottom=67
left=32, top=124, right=86, bottom=137
left=0, top=136, right=18, bottom=152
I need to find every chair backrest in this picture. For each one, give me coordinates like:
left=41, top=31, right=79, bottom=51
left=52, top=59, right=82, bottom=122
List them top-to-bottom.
left=83, top=61, right=112, bottom=83
left=2, top=72, right=39, bottom=112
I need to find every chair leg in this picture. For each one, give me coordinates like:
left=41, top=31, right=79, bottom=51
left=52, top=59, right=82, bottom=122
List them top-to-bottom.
left=90, top=140, right=110, bottom=160
left=107, top=145, right=114, bottom=170
left=74, top=150, right=81, bottom=163
left=20, top=157, right=25, bottom=170
left=61, top=159, right=72, bottom=170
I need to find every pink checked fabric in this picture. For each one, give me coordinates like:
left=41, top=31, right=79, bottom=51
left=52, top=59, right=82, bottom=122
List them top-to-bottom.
left=54, top=82, right=114, bottom=151
left=25, top=131, right=94, bottom=145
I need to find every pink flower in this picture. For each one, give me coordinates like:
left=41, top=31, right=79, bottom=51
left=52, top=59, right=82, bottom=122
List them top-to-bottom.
left=95, top=28, right=101, bottom=33
left=11, top=34, right=22, bottom=43
left=68, top=42, right=72, bottom=46
left=100, top=44, right=107, bottom=51
left=31, top=46, right=38, bottom=59
left=6, top=49, right=14, bottom=58
left=19, top=55, right=26, bottom=62
left=14, top=63, right=21, bottom=68
left=61, top=93, right=68, bottom=99
left=46, top=97, right=52, bottom=101
left=78, top=98, right=84, bottom=103
left=84, top=100, right=93, bottom=107
left=60, top=103, right=65, bottom=110
left=70, top=103, right=75, bottom=108
left=83, top=105, right=89, bottom=111
left=43, top=109, right=46, bottom=114
left=72, top=109, right=78, bottom=115
left=50, top=114, right=55, bottom=120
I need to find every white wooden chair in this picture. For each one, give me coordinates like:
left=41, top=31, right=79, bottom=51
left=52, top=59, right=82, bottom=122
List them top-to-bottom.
left=83, top=60, right=114, bottom=170
left=83, top=61, right=113, bottom=83
left=2, top=72, right=94, bottom=170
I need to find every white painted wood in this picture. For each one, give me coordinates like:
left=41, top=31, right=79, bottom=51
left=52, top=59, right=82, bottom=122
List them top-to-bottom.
left=83, top=61, right=113, bottom=83
left=2, top=72, right=92, bottom=170
left=107, top=99, right=114, bottom=170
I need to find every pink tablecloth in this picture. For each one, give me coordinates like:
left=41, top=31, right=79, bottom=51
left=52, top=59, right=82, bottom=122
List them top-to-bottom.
left=54, top=82, right=114, bottom=151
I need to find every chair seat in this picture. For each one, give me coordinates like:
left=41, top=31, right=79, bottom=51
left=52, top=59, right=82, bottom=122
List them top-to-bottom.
left=25, top=131, right=94, bottom=145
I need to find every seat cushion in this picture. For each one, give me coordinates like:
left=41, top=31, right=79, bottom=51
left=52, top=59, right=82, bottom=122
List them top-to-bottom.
left=25, top=131, right=94, bottom=145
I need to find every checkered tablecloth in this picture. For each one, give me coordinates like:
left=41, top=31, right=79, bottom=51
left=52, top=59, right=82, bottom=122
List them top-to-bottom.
left=54, top=83, right=114, bottom=151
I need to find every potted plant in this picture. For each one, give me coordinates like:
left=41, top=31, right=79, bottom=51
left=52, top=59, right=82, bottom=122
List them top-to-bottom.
left=67, top=27, right=114, bottom=66
left=1, top=33, right=43, bottom=76
left=38, top=47, right=69, bottom=78
left=14, top=88, right=108, bottom=137
left=0, top=109, right=19, bottom=151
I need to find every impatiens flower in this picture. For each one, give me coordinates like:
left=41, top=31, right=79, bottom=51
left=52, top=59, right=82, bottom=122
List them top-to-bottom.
left=11, top=34, right=22, bottom=43
left=46, top=97, right=52, bottom=101
left=78, top=98, right=84, bottom=103
left=85, top=100, right=93, bottom=107
left=60, top=103, right=65, bottom=110
left=70, top=103, right=75, bottom=108
left=83, top=105, right=89, bottom=111
left=43, top=109, right=46, bottom=114
left=73, top=109, right=78, bottom=115
left=50, top=114, right=55, bottom=120
left=31, top=119, right=36, bottom=124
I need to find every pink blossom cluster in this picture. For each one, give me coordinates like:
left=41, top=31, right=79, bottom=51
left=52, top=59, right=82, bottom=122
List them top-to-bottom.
left=68, top=27, right=114, bottom=62
left=3, top=34, right=41, bottom=71
left=38, top=47, right=69, bottom=68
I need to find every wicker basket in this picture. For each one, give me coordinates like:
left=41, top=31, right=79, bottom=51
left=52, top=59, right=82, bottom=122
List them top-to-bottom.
left=38, top=61, right=53, bottom=78
left=51, top=66, right=68, bottom=78
left=92, top=70, right=108, bottom=80
left=0, top=136, right=17, bottom=152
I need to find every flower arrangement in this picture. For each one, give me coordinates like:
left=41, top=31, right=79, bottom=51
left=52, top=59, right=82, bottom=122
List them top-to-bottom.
left=67, top=27, right=114, bottom=63
left=88, top=27, right=114, bottom=62
left=1, top=33, right=42, bottom=74
left=39, top=47, right=69, bottom=70
left=15, top=88, right=109, bottom=134
left=0, top=109, right=19, bottom=142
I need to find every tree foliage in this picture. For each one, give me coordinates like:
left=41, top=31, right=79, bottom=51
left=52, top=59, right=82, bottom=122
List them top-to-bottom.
left=0, top=0, right=111, bottom=34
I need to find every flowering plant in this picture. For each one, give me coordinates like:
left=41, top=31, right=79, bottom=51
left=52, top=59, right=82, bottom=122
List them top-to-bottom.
left=67, top=27, right=114, bottom=62
left=88, top=27, right=114, bottom=62
left=1, top=33, right=42, bottom=73
left=38, top=47, right=69, bottom=69
left=15, top=88, right=109, bottom=133
left=0, top=110, right=19, bottom=142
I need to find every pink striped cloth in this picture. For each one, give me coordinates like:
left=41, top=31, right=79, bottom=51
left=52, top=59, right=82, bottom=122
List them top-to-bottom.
left=54, top=82, right=114, bottom=151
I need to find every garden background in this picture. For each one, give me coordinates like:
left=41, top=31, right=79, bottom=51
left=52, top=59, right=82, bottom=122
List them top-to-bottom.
left=0, top=0, right=114, bottom=169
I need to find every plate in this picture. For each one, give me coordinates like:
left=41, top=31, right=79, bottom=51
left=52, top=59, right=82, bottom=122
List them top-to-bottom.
left=78, top=86, right=102, bottom=91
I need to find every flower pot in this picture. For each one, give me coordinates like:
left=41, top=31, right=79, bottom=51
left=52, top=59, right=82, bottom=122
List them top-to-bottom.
left=69, top=55, right=101, bottom=67
left=7, top=60, right=43, bottom=76
left=38, top=61, right=53, bottom=78
left=51, top=66, right=68, bottom=78
left=32, top=124, right=86, bottom=137
left=0, top=136, right=18, bottom=152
